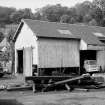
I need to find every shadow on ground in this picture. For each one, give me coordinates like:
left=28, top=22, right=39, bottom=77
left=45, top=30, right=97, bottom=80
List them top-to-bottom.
left=0, top=99, right=23, bottom=105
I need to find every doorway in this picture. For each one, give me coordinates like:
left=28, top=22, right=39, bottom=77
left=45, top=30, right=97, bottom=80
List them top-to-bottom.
left=17, top=50, right=23, bottom=73
left=80, top=50, right=96, bottom=74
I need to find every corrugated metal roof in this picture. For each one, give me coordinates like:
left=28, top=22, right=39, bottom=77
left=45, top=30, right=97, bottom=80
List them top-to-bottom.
left=15, top=19, right=105, bottom=45
left=23, top=19, right=80, bottom=39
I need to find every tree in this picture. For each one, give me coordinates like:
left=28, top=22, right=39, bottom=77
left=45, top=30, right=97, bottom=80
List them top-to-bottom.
left=92, top=0, right=105, bottom=26
left=93, top=0, right=105, bottom=10
left=75, top=1, right=93, bottom=18
left=37, top=4, right=70, bottom=22
left=41, top=4, right=62, bottom=22
left=0, top=7, right=16, bottom=24
left=93, top=7, right=103, bottom=25
left=10, top=8, right=34, bottom=23
left=22, top=8, right=34, bottom=19
left=10, top=10, right=24, bottom=23
left=33, top=12, right=41, bottom=20
left=60, top=14, right=70, bottom=23
left=83, top=14, right=92, bottom=23
left=70, top=17, right=76, bottom=24
left=89, top=19, right=98, bottom=26
left=7, top=29, right=16, bottom=73
left=0, top=32, right=4, bottom=42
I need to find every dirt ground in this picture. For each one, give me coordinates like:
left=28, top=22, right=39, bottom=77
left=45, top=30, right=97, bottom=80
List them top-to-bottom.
left=0, top=75, right=105, bottom=105
left=0, top=89, right=105, bottom=105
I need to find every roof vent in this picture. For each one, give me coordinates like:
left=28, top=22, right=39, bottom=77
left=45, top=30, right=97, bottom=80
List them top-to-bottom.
left=58, top=29, right=72, bottom=35
left=93, top=32, right=105, bottom=37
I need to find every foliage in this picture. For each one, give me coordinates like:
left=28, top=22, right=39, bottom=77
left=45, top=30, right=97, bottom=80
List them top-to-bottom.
left=0, top=0, right=105, bottom=26
left=32, top=0, right=105, bottom=27
left=39, top=4, right=68, bottom=22
left=0, top=7, right=16, bottom=24
left=10, top=8, right=34, bottom=24
left=60, top=14, right=70, bottom=23
left=6, top=28, right=16, bottom=73
left=7, top=28, right=16, bottom=43
left=0, top=32, right=4, bottom=42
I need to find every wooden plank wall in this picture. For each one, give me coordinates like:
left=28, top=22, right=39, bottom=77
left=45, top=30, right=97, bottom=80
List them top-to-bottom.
left=38, top=38, right=80, bottom=68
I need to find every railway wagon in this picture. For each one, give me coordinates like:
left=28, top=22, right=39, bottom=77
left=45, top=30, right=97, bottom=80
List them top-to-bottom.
left=14, top=19, right=80, bottom=77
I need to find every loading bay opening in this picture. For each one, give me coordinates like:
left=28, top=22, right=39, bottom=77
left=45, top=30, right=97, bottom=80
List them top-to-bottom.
left=80, top=50, right=96, bottom=74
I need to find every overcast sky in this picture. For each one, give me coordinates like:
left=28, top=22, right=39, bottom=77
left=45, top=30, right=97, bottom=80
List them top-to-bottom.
left=0, top=0, right=93, bottom=12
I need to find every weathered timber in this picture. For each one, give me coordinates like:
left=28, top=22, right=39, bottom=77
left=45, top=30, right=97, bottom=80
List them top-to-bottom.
left=42, top=75, right=85, bottom=92
left=48, top=75, right=84, bottom=86
left=25, top=76, right=74, bottom=81
left=32, top=81, right=36, bottom=93
left=65, top=84, right=74, bottom=91
left=7, top=86, right=32, bottom=91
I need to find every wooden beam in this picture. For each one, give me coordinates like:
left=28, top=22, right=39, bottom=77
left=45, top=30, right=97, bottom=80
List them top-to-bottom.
left=42, top=75, right=85, bottom=92
left=51, top=75, right=84, bottom=86
left=25, top=76, right=74, bottom=81
left=32, top=81, right=36, bottom=93
left=65, top=84, right=70, bottom=91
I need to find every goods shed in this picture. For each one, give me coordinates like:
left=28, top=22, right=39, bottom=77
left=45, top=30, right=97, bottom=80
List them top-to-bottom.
left=13, top=19, right=105, bottom=77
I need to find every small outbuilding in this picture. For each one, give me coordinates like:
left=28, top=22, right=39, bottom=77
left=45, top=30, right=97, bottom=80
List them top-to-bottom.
left=13, top=19, right=105, bottom=77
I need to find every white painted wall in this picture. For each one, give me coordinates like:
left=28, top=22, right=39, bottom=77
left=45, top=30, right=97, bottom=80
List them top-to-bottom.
left=15, top=22, right=38, bottom=76
left=15, top=23, right=37, bottom=49
left=80, top=40, right=87, bottom=50
left=23, top=47, right=33, bottom=76
left=15, top=48, right=17, bottom=74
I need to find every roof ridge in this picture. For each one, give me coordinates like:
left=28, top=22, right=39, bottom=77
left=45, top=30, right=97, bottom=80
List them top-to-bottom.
left=23, top=19, right=105, bottom=29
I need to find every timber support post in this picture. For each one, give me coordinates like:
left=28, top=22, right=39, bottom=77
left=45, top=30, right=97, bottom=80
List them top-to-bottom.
left=32, top=81, right=36, bottom=93
left=65, top=84, right=70, bottom=91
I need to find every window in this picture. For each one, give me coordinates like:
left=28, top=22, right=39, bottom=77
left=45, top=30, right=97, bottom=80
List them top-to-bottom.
left=58, top=29, right=72, bottom=35
left=93, top=32, right=105, bottom=37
